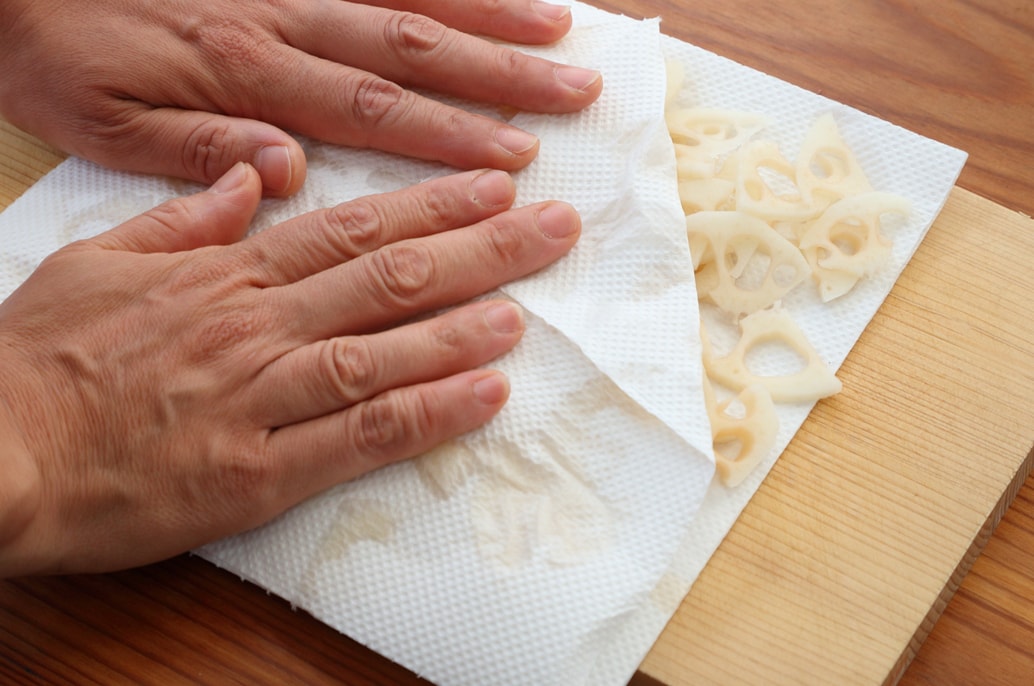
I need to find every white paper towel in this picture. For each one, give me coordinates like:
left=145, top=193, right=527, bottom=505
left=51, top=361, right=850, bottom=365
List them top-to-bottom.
left=0, top=3, right=967, bottom=685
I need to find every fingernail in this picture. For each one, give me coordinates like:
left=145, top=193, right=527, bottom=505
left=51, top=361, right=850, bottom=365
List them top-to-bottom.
left=534, top=1, right=571, bottom=21
left=556, top=66, right=602, bottom=93
left=495, top=127, right=539, bottom=156
left=252, top=145, right=293, bottom=194
left=209, top=162, right=249, bottom=194
left=470, top=170, right=514, bottom=207
left=536, top=203, right=579, bottom=239
left=484, top=301, right=524, bottom=334
left=472, top=372, right=509, bottom=405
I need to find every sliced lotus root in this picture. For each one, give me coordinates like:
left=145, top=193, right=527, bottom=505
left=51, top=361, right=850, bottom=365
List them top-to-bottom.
left=667, top=108, right=770, bottom=178
left=796, top=113, right=873, bottom=209
left=734, top=140, right=823, bottom=222
left=678, top=177, right=736, bottom=214
left=798, top=191, right=912, bottom=301
left=686, top=211, right=811, bottom=315
left=702, top=307, right=842, bottom=403
left=702, top=376, right=779, bottom=488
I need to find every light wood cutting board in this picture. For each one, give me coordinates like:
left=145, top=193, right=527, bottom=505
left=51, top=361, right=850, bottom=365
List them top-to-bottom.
left=2, top=119, right=1034, bottom=685
left=639, top=186, right=1034, bottom=684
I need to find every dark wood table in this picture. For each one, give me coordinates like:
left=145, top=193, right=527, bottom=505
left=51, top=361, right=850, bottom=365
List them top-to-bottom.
left=3, top=1, right=1033, bottom=683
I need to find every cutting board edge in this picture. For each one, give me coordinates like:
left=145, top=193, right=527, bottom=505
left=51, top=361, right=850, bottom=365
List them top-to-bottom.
left=884, top=442, right=1034, bottom=685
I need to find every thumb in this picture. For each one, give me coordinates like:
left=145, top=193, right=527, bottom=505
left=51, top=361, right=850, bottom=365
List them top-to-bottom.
left=91, top=107, right=308, bottom=198
left=88, top=163, right=263, bottom=254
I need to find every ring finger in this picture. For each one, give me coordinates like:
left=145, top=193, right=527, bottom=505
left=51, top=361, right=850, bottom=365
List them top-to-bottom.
left=239, top=169, right=517, bottom=288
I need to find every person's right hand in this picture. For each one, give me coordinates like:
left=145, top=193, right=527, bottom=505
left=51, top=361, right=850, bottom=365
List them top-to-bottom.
left=0, top=0, right=603, bottom=196
left=0, top=164, right=581, bottom=577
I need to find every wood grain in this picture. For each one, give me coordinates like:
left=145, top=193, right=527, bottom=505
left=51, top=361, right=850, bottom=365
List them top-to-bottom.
left=590, top=0, right=1034, bottom=218
left=2, top=1, right=1034, bottom=684
left=636, top=187, right=1034, bottom=685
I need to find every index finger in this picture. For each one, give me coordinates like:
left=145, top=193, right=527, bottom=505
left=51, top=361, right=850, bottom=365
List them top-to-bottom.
left=281, top=5, right=602, bottom=114
left=236, top=169, right=517, bottom=287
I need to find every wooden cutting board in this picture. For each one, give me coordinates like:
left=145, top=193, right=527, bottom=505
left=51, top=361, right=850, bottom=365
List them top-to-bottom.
left=2, top=119, right=1034, bottom=685
left=639, top=186, right=1034, bottom=684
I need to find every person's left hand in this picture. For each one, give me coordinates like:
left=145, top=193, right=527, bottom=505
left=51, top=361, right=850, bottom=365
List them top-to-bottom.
left=0, top=0, right=603, bottom=196
left=0, top=164, right=581, bottom=576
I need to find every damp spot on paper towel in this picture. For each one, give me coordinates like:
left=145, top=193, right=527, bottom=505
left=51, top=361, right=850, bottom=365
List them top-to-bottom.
left=61, top=193, right=170, bottom=244
left=567, top=374, right=660, bottom=432
left=414, top=375, right=653, bottom=568
left=472, top=377, right=633, bottom=568
left=416, top=433, right=617, bottom=568
left=469, top=435, right=615, bottom=568
left=415, top=439, right=479, bottom=500
left=297, top=497, right=395, bottom=601
left=315, top=498, right=396, bottom=564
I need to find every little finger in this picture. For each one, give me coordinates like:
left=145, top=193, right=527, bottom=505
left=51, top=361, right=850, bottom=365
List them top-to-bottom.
left=249, top=299, right=524, bottom=427
left=267, top=369, right=510, bottom=493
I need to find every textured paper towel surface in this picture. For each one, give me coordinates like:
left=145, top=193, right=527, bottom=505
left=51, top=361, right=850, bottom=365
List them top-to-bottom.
left=0, top=3, right=967, bottom=685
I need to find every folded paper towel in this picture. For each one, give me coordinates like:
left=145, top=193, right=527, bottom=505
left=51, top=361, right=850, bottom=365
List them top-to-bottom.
left=0, top=3, right=967, bottom=685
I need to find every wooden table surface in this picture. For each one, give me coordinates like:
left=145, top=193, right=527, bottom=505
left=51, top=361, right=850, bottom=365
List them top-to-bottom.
left=2, top=1, right=1033, bottom=684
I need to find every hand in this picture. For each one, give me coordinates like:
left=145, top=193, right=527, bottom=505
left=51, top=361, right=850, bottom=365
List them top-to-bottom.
left=0, top=0, right=602, bottom=196
left=0, top=164, right=581, bottom=576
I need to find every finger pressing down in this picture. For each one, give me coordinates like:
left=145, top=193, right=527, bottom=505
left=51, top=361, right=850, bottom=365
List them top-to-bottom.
left=283, top=200, right=581, bottom=340
left=250, top=299, right=525, bottom=428
left=264, top=367, right=514, bottom=493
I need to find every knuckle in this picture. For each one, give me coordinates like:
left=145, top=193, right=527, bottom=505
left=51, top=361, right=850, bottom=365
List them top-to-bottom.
left=472, top=0, right=507, bottom=13
left=387, top=12, right=449, bottom=57
left=179, top=15, right=287, bottom=108
left=186, top=18, right=267, bottom=72
left=501, top=45, right=528, bottom=77
left=349, top=74, right=407, bottom=130
left=437, top=107, right=473, bottom=147
left=181, top=119, right=237, bottom=183
left=413, top=179, right=459, bottom=226
left=148, top=197, right=203, bottom=235
left=323, top=200, right=382, bottom=257
left=481, top=220, right=528, bottom=269
left=364, top=244, right=435, bottom=307
left=166, top=249, right=258, bottom=295
left=192, top=311, right=258, bottom=358
left=429, top=318, right=466, bottom=357
left=323, top=337, right=379, bottom=404
left=354, top=392, right=435, bottom=457
left=355, top=395, right=405, bottom=455
left=216, top=446, right=276, bottom=503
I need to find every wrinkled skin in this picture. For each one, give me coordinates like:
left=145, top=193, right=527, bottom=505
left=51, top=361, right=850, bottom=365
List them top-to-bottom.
left=0, top=0, right=602, bottom=195
left=0, top=165, right=582, bottom=576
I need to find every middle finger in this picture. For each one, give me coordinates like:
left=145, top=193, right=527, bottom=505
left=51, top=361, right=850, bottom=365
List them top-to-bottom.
left=239, top=169, right=517, bottom=287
